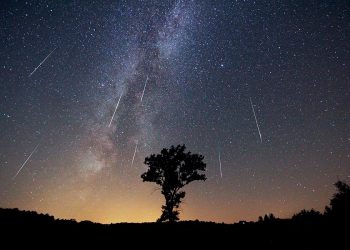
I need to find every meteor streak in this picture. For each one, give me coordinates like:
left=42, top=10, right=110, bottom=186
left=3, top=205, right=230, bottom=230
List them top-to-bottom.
left=29, top=48, right=56, bottom=77
left=140, top=76, right=149, bottom=103
left=108, top=93, right=123, bottom=127
left=249, top=97, right=262, bottom=143
left=131, top=141, right=138, bottom=167
left=13, top=144, right=39, bottom=180
left=218, top=152, right=223, bottom=178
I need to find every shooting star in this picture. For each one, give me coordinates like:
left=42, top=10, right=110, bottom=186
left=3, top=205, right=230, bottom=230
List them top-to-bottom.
left=29, top=48, right=56, bottom=77
left=140, top=76, right=149, bottom=103
left=108, top=93, right=123, bottom=128
left=249, top=97, right=262, bottom=143
left=130, top=141, right=138, bottom=167
left=13, top=144, right=39, bottom=180
left=218, top=152, right=223, bottom=178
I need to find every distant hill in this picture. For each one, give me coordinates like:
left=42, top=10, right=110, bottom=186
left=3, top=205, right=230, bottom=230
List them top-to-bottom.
left=0, top=207, right=347, bottom=248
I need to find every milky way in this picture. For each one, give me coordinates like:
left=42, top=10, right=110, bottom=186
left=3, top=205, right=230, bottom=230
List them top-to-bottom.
left=0, top=0, right=349, bottom=223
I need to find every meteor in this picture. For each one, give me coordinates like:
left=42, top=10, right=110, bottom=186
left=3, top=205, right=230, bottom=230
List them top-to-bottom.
left=29, top=48, right=56, bottom=77
left=140, top=76, right=149, bottom=103
left=108, top=93, right=123, bottom=128
left=249, top=97, right=262, bottom=143
left=131, top=141, right=138, bottom=167
left=13, top=144, right=39, bottom=180
left=218, top=152, right=223, bottom=178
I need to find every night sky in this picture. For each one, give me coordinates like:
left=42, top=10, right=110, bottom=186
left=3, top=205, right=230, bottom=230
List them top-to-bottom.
left=1, top=0, right=349, bottom=223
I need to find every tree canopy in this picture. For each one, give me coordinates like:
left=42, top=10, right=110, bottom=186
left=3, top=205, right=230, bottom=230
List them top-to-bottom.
left=141, top=145, right=206, bottom=222
left=325, top=180, right=350, bottom=221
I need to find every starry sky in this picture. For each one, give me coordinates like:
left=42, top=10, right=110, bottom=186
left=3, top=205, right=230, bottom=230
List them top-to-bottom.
left=1, top=0, right=349, bottom=223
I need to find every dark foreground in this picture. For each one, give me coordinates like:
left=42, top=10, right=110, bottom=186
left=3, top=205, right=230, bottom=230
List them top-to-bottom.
left=1, top=208, right=347, bottom=249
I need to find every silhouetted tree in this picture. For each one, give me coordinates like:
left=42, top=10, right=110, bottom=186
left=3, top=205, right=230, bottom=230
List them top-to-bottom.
left=141, top=145, right=206, bottom=222
left=325, top=180, right=350, bottom=221
left=292, top=209, right=322, bottom=223
left=258, top=213, right=276, bottom=224
left=264, top=213, right=276, bottom=221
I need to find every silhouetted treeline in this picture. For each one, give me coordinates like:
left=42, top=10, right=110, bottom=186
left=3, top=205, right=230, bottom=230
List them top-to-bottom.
left=1, top=181, right=349, bottom=248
